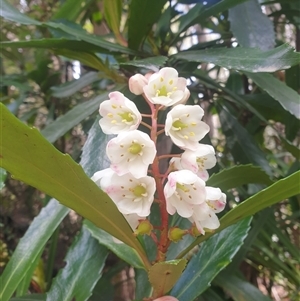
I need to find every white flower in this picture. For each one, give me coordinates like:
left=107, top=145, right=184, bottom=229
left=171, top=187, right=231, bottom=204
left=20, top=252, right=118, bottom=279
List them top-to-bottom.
left=143, top=67, right=190, bottom=106
left=129, top=74, right=148, bottom=95
left=99, top=91, right=141, bottom=134
left=165, top=104, right=210, bottom=151
left=106, top=130, right=156, bottom=178
left=181, top=144, right=216, bottom=178
left=164, top=170, right=206, bottom=218
left=103, top=172, right=155, bottom=216
left=190, top=187, right=226, bottom=235
left=124, top=213, right=143, bottom=230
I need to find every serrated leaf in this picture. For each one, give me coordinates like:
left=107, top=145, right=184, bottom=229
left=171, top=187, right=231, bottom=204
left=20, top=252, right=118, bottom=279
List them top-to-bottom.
left=128, top=0, right=168, bottom=50
left=229, top=0, right=275, bottom=50
left=174, top=44, right=300, bottom=72
left=120, top=56, right=168, bottom=71
left=50, top=72, right=99, bottom=98
left=245, top=72, right=300, bottom=119
left=0, top=104, right=149, bottom=268
left=207, top=164, right=273, bottom=190
left=177, top=171, right=300, bottom=258
left=0, top=200, right=69, bottom=301
left=171, top=217, right=251, bottom=301
left=84, top=220, right=145, bottom=269
left=46, top=228, right=108, bottom=301
left=148, top=259, right=187, bottom=297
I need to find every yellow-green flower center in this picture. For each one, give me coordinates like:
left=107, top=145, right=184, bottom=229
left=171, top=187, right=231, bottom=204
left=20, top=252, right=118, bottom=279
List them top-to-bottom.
left=157, top=85, right=168, bottom=97
left=118, top=112, right=134, bottom=122
left=172, top=120, right=188, bottom=130
left=129, top=142, right=142, bottom=155
left=176, top=183, right=189, bottom=193
left=133, top=184, right=147, bottom=197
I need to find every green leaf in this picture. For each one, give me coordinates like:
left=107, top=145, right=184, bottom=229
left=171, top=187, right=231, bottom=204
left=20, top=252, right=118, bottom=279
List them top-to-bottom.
left=0, top=0, right=41, bottom=25
left=52, top=0, right=93, bottom=22
left=103, top=0, right=122, bottom=37
left=128, top=0, right=168, bottom=50
left=228, top=0, right=275, bottom=50
left=0, top=39, right=128, bottom=55
left=173, top=44, right=300, bottom=72
left=120, top=56, right=168, bottom=71
left=50, top=72, right=99, bottom=98
left=245, top=72, right=300, bottom=119
left=40, top=90, right=118, bottom=143
left=0, top=104, right=149, bottom=268
left=218, top=104, right=273, bottom=176
left=280, top=136, right=300, bottom=160
left=207, top=165, right=273, bottom=191
left=0, top=167, right=7, bottom=190
left=177, top=171, right=300, bottom=258
left=0, top=199, right=69, bottom=301
left=171, top=217, right=251, bottom=301
left=84, top=220, right=145, bottom=269
left=46, top=228, right=108, bottom=301
left=148, top=259, right=187, bottom=297
left=135, top=269, right=152, bottom=300
left=215, top=274, right=272, bottom=301
left=10, top=295, right=45, bottom=301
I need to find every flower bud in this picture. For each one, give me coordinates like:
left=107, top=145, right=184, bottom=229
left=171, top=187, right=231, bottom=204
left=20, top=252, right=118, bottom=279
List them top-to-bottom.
left=129, top=74, right=148, bottom=95
left=134, top=219, right=153, bottom=236
left=168, top=227, right=187, bottom=242
left=154, top=296, right=179, bottom=301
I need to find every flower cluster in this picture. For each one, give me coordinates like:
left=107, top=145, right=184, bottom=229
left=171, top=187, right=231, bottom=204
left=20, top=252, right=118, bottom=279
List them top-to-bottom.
left=92, top=67, right=226, bottom=248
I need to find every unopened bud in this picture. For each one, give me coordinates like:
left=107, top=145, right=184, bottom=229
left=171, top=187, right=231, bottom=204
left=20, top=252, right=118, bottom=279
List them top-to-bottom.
left=129, top=74, right=148, bottom=95
left=134, top=219, right=153, bottom=236
left=168, top=227, right=186, bottom=242
left=154, top=296, right=179, bottom=301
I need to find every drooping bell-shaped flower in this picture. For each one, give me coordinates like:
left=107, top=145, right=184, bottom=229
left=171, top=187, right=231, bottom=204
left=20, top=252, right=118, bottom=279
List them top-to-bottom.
left=143, top=67, right=190, bottom=106
left=129, top=74, right=148, bottom=95
left=99, top=91, right=141, bottom=134
left=165, top=104, right=210, bottom=151
left=106, top=130, right=156, bottom=178
left=180, top=144, right=216, bottom=178
left=164, top=170, right=206, bottom=218
left=189, top=187, right=226, bottom=234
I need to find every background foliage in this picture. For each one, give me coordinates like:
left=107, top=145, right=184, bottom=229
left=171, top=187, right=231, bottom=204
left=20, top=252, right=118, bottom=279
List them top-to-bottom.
left=0, top=0, right=299, bottom=300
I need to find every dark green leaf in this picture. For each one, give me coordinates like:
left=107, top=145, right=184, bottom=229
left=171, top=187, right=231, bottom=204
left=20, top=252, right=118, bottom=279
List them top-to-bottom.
left=0, top=0, right=41, bottom=25
left=103, top=0, right=122, bottom=37
left=128, top=0, right=168, bottom=50
left=229, top=0, right=275, bottom=50
left=174, top=44, right=300, bottom=72
left=120, top=56, right=168, bottom=71
left=50, top=72, right=99, bottom=98
left=245, top=72, right=300, bottom=119
left=41, top=90, right=118, bottom=143
left=0, top=104, right=149, bottom=268
left=218, top=105, right=273, bottom=176
left=207, top=165, right=273, bottom=190
left=178, top=171, right=300, bottom=258
left=0, top=200, right=69, bottom=301
left=171, top=217, right=251, bottom=300
left=84, top=220, right=145, bottom=269
left=46, top=228, right=108, bottom=301
left=149, top=259, right=187, bottom=297
left=134, top=269, right=152, bottom=300
left=215, top=274, right=272, bottom=301
left=10, top=294, right=45, bottom=301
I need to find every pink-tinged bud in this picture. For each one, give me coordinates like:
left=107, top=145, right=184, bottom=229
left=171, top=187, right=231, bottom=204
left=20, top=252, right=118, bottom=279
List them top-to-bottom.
left=129, top=74, right=148, bottom=95
left=134, top=219, right=153, bottom=236
left=168, top=227, right=187, bottom=242
left=154, top=297, right=179, bottom=301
